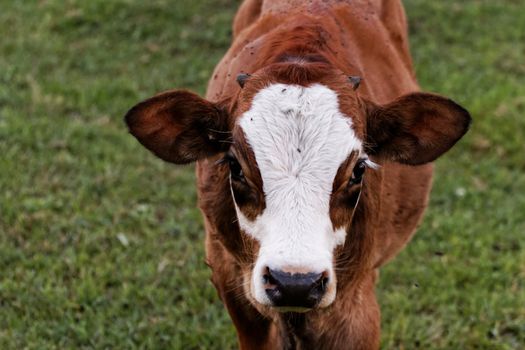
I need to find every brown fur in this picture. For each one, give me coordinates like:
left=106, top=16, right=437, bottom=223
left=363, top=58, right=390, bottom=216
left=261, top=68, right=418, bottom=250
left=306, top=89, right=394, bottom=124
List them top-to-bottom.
left=124, top=1, right=471, bottom=348
left=200, top=1, right=466, bottom=348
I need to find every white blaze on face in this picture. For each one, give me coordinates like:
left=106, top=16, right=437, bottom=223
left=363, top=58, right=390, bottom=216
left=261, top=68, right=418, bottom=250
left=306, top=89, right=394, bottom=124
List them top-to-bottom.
left=236, top=83, right=363, bottom=307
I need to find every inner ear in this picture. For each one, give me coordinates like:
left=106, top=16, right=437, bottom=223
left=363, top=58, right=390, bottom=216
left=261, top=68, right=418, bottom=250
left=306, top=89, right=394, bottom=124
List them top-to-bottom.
left=125, top=90, right=232, bottom=164
left=363, top=93, right=471, bottom=165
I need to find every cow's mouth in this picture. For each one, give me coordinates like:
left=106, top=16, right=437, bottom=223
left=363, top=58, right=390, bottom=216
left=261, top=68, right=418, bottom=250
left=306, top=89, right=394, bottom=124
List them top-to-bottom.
left=273, top=306, right=312, bottom=313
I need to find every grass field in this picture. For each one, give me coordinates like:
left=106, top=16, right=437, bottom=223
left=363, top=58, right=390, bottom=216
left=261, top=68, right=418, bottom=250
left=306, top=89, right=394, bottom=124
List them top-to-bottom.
left=1, top=0, right=524, bottom=349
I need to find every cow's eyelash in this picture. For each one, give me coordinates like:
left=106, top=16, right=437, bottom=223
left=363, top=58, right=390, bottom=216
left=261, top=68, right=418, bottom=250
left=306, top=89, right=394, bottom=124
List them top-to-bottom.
left=215, top=153, right=236, bottom=166
left=216, top=153, right=245, bottom=182
left=215, top=157, right=229, bottom=166
left=363, top=158, right=379, bottom=170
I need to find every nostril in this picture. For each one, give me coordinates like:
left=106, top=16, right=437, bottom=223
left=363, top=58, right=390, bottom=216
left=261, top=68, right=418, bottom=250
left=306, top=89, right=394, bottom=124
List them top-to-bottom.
left=263, top=266, right=278, bottom=288
left=318, top=271, right=330, bottom=292
left=263, top=273, right=270, bottom=285
left=319, top=276, right=329, bottom=291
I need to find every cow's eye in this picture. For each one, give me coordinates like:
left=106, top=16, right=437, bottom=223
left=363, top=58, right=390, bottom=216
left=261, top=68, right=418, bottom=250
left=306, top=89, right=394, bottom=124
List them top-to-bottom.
left=227, top=155, right=244, bottom=181
left=349, top=159, right=366, bottom=185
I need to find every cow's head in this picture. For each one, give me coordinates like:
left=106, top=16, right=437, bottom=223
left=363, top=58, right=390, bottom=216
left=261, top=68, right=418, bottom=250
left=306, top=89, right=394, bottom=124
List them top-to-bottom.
left=125, top=63, right=470, bottom=312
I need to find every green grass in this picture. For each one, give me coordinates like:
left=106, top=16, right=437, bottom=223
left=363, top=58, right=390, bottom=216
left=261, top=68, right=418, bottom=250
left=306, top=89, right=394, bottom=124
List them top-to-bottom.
left=0, top=0, right=523, bottom=349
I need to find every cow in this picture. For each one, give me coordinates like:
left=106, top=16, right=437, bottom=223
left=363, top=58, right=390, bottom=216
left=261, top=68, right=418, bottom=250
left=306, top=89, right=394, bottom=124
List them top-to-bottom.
left=124, top=0, right=471, bottom=348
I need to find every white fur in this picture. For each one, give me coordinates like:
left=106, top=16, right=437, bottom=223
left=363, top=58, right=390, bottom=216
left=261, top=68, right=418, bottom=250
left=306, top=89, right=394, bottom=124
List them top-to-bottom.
left=236, top=83, right=363, bottom=307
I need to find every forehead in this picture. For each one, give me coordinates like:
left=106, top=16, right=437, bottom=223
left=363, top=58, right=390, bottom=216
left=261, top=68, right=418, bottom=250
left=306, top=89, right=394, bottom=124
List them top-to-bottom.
left=236, top=82, right=362, bottom=187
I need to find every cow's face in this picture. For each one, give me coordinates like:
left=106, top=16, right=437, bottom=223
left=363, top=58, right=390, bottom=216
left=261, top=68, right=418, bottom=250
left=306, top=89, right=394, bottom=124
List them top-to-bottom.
left=125, top=64, right=470, bottom=312
left=226, top=68, right=373, bottom=311
left=232, top=83, right=368, bottom=310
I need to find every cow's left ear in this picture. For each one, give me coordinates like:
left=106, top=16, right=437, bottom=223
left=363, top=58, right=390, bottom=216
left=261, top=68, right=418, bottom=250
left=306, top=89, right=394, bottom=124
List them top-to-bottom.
left=125, top=90, right=232, bottom=164
left=363, top=93, right=471, bottom=165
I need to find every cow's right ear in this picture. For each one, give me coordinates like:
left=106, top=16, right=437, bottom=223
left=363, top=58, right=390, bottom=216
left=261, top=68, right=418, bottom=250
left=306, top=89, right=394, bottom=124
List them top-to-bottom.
left=124, top=90, right=232, bottom=164
left=362, top=93, right=471, bottom=165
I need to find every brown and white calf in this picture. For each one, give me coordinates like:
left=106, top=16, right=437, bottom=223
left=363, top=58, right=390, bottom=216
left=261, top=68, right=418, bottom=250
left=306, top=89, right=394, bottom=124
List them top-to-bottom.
left=125, top=0, right=471, bottom=348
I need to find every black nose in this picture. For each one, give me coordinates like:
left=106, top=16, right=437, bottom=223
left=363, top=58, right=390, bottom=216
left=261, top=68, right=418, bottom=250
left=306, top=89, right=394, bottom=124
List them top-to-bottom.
left=264, top=268, right=328, bottom=309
